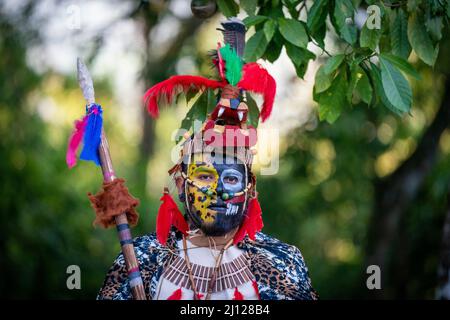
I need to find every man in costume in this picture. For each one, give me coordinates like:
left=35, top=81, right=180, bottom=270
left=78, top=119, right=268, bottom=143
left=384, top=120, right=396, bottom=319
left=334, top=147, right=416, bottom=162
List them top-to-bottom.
left=95, top=19, right=317, bottom=300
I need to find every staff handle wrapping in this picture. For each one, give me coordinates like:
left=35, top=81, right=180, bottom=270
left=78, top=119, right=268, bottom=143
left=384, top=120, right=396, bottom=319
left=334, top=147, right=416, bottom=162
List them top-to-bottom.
left=98, top=128, right=147, bottom=300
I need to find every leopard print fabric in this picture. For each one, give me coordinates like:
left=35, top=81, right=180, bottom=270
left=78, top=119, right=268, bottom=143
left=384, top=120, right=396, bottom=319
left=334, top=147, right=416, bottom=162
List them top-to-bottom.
left=97, top=231, right=318, bottom=300
left=238, top=234, right=319, bottom=300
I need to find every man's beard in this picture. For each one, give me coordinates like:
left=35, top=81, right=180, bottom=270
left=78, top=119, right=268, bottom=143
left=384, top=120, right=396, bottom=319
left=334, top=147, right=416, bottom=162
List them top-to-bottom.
left=186, top=201, right=246, bottom=236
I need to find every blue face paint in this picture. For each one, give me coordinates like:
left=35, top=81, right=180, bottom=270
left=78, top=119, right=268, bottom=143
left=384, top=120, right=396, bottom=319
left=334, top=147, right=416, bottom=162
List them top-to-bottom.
left=219, top=168, right=244, bottom=193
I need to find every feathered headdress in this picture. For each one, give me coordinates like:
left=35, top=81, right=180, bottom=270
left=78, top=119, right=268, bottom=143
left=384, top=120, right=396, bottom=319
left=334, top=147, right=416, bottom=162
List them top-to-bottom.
left=145, top=19, right=270, bottom=245
left=143, top=20, right=276, bottom=122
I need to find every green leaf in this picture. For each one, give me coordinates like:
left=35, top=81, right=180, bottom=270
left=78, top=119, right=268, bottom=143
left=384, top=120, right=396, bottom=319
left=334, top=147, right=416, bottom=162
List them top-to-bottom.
left=216, top=0, right=239, bottom=18
left=240, top=0, right=257, bottom=16
left=307, top=0, right=328, bottom=34
left=307, top=0, right=328, bottom=48
left=333, top=0, right=357, bottom=44
left=407, top=0, right=422, bottom=12
left=257, top=2, right=284, bottom=19
left=390, top=9, right=411, bottom=59
left=408, top=13, right=439, bottom=66
left=243, top=15, right=268, bottom=27
left=426, top=16, right=443, bottom=42
left=278, top=18, right=308, bottom=48
left=263, top=19, right=277, bottom=42
left=360, top=22, right=381, bottom=50
left=341, top=24, right=357, bottom=45
left=244, top=30, right=269, bottom=62
left=263, top=31, right=283, bottom=63
left=379, top=33, right=392, bottom=53
left=285, top=43, right=315, bottom=78
left=285, top=43, right=314, bottom=66
left=353, top=48, right=372, bottom=65
left=379, top=53, right=421, bottom=80
left=323, top=54, right=345, bottom=75
left=379, top=56, right=412, bottom=112
left=368, top=62, right=402, bottom=115
left=347, top=63, right=362, bottom=102
left=347, top=63, right=373, bottom=104
left=293, top=64, right=309, bottom=79
left=367, top=64, right=394, bottom=112
left=314, top=65, right=333, bottom=94
left=315, top=67, right=348, bottom=123
left=355, top=68, right=372, bottom=104
left=204, top=88, right=217, bottom=114
left=177, top=89, right=216, bottom=143
left=185, top=89, right=198, bottom=104
left=246, top=93, right=260, bottom=128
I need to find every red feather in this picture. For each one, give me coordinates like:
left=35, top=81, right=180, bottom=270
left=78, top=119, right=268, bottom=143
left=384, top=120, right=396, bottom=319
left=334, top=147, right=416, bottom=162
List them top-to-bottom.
left=238, top=63, right=276, bottom=122
left=143, top=75, right=225, bottom=118
left=156, top=192, right=189, bottom=245
left=234, top=197, right=264, bottom=245
left=233, top=287, right=244, bottom=300
left=167, top=288, right=182, bottom=300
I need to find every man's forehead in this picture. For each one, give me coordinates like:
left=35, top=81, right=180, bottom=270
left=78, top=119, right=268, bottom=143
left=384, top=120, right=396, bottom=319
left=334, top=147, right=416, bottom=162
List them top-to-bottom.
left=190, top=155, right=245, bottom=174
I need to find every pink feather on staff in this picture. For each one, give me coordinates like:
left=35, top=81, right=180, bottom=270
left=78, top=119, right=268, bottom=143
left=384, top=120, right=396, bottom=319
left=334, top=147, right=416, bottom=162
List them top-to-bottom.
left=238, top=63, right=276, bottom=122
left=143, top=75, right=226, bottom=118
left=66, top=115, right=88, bottom=168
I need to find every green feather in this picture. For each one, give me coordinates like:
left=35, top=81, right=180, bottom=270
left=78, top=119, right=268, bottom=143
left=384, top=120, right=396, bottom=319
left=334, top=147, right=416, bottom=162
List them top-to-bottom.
left=219, top=44, right=243, bottom=86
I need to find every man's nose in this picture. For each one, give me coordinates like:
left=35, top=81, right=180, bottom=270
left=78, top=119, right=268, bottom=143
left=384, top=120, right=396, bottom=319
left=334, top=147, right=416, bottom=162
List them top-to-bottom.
left=216, top=179, right=224, bottom=194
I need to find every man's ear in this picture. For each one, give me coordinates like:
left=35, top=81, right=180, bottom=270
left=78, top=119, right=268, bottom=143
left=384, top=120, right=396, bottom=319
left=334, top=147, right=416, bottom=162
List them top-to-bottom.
left=175, top=176, right=185, bottom=200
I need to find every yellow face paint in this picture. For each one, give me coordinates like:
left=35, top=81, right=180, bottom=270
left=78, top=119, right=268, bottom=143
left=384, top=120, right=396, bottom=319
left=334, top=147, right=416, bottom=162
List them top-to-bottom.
left=187, top=162, right=219, bottom=224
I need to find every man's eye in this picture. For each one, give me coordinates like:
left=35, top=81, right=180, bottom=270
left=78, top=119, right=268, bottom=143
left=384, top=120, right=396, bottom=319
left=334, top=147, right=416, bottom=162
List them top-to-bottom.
left=198, top=174, right=214, bottom=181
left=224, top=176, right=238, bottom=184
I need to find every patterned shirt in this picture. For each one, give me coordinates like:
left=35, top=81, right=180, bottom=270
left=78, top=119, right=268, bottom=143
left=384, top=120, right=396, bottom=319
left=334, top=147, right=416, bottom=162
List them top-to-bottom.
left=97, top=231, right=318, bottom=300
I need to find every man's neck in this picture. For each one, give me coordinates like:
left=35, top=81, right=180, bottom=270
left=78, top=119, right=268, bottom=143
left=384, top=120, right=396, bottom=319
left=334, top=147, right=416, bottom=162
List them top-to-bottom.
left=186, top=228, right=238, bottom=249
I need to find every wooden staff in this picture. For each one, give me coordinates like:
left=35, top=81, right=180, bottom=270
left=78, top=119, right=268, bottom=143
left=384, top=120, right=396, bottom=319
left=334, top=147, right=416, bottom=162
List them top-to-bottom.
left=77, top=58, right=146, bottom=300
left=98, top=129, right=147, bottom=300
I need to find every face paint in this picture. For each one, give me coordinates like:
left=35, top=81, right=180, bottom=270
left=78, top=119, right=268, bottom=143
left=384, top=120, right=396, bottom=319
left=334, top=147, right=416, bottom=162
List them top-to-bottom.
left=184, top=155, right=248, bottom=236
left=187, top=162, right=219, bottom=224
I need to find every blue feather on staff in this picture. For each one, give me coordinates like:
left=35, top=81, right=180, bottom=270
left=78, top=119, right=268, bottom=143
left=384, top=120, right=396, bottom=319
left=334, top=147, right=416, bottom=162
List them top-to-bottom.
left=80, top=103, right=103, bottom=165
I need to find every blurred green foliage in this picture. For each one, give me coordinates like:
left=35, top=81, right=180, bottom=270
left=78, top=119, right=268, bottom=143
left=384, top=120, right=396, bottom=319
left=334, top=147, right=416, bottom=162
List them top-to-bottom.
left=0, top=1, right=449, bottom=300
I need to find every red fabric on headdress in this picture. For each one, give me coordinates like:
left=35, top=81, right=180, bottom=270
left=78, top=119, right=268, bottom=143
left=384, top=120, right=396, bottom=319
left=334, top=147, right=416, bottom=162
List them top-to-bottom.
left=202, top=119, right=258, bottom=147
left=156, top=192, right=188, bottom=245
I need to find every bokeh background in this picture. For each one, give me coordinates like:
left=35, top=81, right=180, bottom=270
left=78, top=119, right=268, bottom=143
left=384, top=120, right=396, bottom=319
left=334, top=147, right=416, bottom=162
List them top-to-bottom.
left=1, top=0, right=449, bottom=299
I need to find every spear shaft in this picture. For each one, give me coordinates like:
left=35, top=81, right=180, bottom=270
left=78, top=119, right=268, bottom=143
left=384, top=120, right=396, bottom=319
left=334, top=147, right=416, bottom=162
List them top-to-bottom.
left=76, top=58, right=146, bottom=300
left=98, top=129, right=147, bottom=300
